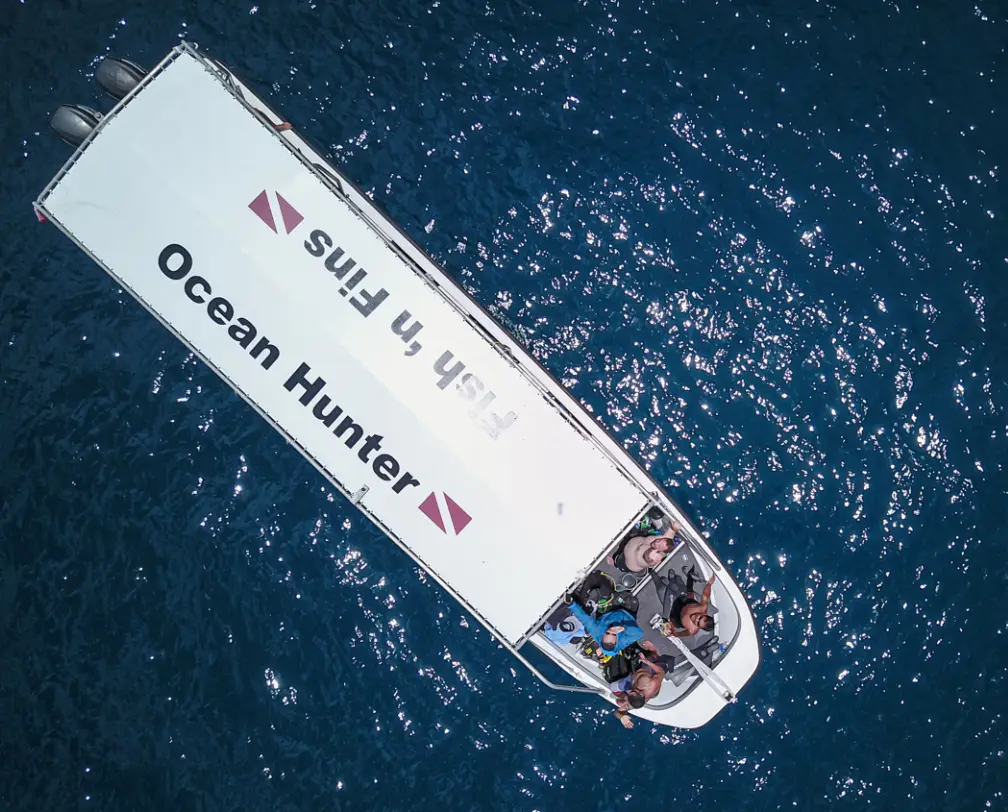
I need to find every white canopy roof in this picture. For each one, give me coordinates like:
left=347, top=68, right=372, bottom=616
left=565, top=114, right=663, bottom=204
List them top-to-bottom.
left=38, top=49, right=648, bottom=644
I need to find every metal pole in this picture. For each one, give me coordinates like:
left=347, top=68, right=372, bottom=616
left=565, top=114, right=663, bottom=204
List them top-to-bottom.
left=666, top=636, right=735, bottom=702
left=511, top=647, right=610, bottom=696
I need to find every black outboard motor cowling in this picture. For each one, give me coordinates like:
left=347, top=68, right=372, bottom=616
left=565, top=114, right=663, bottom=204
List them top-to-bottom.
left=95, top=57, right=147, bottom=101
left=51, top=104, right=103, bottom=148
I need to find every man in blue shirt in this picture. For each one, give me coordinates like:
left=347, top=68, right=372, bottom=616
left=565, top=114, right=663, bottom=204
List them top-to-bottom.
left=565, top=596, right=644, bottom=656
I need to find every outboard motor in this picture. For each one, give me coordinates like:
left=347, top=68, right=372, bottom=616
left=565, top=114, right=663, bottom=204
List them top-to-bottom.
left=95, top=57, right=146, bottom=101
left=50, top=104, right=103, bottom=149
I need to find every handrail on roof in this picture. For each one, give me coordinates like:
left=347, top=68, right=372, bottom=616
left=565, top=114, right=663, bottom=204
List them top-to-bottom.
left=512, top=646, right=608, bottom=697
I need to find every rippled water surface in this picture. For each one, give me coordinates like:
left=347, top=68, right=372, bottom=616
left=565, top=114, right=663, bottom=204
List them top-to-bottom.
left=2, top=1, right=1006, bottom=810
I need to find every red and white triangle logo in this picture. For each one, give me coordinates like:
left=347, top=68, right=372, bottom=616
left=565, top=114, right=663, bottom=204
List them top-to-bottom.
left=249, top=189, right=303, bottom=235
left=418, top=491, right=472, bottom=536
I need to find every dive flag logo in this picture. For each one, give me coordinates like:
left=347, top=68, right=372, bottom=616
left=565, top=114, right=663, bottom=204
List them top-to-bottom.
left=249, top=189, right=303, bottom=235
left=418, top=491, right=472, bottom=536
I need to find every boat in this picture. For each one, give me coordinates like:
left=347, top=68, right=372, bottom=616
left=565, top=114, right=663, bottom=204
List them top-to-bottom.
left=35, top=43, right=759, bottom=728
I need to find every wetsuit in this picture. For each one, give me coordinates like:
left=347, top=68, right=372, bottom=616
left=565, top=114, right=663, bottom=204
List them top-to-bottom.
left=573, top=571, right=615, bottom=606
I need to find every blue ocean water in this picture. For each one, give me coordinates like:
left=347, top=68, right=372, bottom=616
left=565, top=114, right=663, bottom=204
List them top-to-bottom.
left=1, top=0, right=1005, bottom=809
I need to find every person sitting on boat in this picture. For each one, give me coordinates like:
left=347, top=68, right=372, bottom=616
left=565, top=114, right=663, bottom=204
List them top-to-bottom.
left=608, top=524, right=680, bottom=574
left=655, top=565, right=717, bottom=638
left=564, top=591, right=643, bottom=656
left=611, top=641, right=686, bottom=728
left=612, top=648, right=668, bottom=729
left=612, top=672, right=651, bottom=729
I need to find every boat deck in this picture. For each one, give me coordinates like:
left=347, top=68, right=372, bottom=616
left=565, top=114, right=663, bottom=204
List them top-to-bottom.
left=537, top=512, right=727, bottom=709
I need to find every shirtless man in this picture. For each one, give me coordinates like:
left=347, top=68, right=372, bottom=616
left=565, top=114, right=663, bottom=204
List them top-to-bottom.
left=607, top=524, right=680, bottom=574
left=661, top=568, right=717, bottom=638
left=612, top=646, right=668, bottom=728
